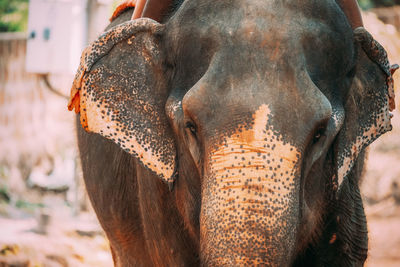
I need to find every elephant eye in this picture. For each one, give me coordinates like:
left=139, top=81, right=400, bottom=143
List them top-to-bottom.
left=185, top=121, right=197, bottom=136
left=313, top=127, right=325, bottom=144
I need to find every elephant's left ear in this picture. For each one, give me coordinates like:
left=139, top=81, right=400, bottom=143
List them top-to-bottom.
left=68, top=18, right=177, bottom=184
left=335, top=27, right=398, bottom=189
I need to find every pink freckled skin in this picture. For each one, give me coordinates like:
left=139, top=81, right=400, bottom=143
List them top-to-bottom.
left=201, top=105, right=300, bottom=265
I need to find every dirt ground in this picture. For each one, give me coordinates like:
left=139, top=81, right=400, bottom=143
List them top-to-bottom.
left=0, top=214, right=113, bottom=267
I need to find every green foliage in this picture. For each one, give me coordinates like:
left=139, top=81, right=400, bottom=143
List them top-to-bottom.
left=0, top=0, right=29, bottom=32
left=358, top=0, right=400, bottom=9
left=0, top=186, right=10, bottom=204
left=15, top=199, right=44, bottom=210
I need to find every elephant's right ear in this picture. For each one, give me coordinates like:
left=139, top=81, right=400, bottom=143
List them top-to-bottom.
left=68, top=19, right=176, bottom=184
left=335, top=27, right=397, bottom=189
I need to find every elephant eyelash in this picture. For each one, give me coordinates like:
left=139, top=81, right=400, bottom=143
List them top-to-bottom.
left=185, top=121, right=197, bottom=136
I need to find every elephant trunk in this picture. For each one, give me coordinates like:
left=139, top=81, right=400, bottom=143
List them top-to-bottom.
left=200, top=105, right=301, bottom=266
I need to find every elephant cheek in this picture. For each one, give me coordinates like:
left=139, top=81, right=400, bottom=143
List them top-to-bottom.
left=200, top=105, right=301, bottom=265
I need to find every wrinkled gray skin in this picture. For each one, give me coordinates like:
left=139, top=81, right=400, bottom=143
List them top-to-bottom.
left=75, top=0, right=393, bottom=266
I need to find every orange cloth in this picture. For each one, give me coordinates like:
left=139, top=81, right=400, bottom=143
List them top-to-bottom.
left=110, top=0, right=137, bottom=22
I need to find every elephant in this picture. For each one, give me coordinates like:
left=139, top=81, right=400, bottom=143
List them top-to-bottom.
left=68, top=0, right=397, bottom=266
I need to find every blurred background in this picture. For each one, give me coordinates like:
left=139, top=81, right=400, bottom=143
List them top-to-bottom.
left=0, top=0, right=399, bottom=266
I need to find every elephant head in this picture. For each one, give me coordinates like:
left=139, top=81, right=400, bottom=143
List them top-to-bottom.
left=69, top=0, right=395, bottom=265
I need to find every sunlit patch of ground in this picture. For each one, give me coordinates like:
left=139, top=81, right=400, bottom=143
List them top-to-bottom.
left=0, top=211, right=113, bottom=267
